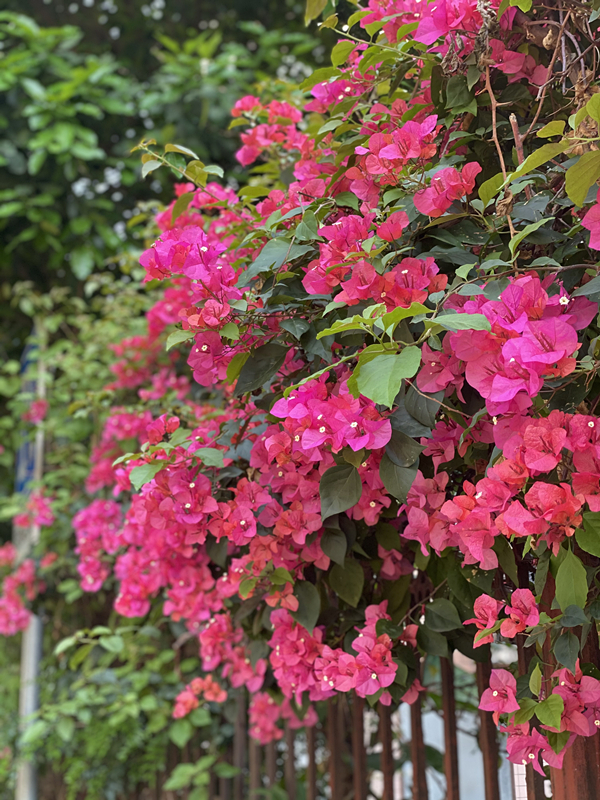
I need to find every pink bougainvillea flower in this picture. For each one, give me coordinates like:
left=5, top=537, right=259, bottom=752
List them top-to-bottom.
left=413, top=163, right=481, bottom=217
left=581, top=189, right=600, bottom=249
left=377, top=210, right=409, bottom=242
left=500, top=589, right=539, bottom=638
left=465, top=594, right=504, bottom=647
left=479, top=669, right=520, bottom=724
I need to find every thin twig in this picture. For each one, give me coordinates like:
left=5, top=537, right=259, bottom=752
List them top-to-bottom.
left=523, top=11, right=573, bottom=142
left=485, top=66, right=516, bottom=236
left=509, top=113, right=532, bottom=200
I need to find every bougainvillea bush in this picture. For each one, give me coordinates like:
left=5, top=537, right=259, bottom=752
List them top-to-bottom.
left=6, top=0, right=600, bottom=786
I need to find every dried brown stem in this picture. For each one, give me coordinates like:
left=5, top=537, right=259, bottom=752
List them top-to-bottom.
left=485, top=66, right=516, bottom=236
left=509, top=113, right=533, bottom=200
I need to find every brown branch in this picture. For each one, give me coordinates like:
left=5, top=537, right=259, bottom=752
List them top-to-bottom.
left=485, top=66, right=516, bottom=236
left=509, top=113, right=533, bottom=200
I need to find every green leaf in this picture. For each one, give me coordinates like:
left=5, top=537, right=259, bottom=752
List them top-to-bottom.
left=305, top=0, right=328, bottom=24
left=510, top=0, right=532, bottom=11
left=348, top=9, right=372, bottom=27
left=331, top=41, right=356, bottom=67
left=299, top=67, right=341, bottom=91
left=445, top=76, right=473, bottom=111
left=586, top=93, right=600, bottom=124
left=536, top=121, right=566, bottom=138
left=508, top=141, right=571, bottom=183
left=28, top=150, right=47, bottom=176
left=565, top=151, right=600, bottom=207
left=142, top=159, right=162, bottom=178
left=185, top=160, right=208, bottom=186
left=204, top=164, right=224, bottom=178
left=478, top=173, right=504, bottom=208
left=172, top=191, right=195, bottom=223
left=334, top=191, right=360, bottom=210
left=295, top=209, right=320, bottom=241
left=508, top=219, right=550, bottom=258
left=242, top=240, right=313, bottom=284
left=70, top=246, right=95, bottom=280
left=571, top=276, right=600, bottom=298
left=381, top=302, right=430, bottom=332
left=431, top=313, right=491, bottom=332
left=317, top=314, right=373, bottom=339
left=280, top=319, right=310, bottom=339
left=219, top=323, right=240, bottom=340
left=166, top=329, right=195, bottom=351
left=234, top=343, right=287, bottom=395
left=356, top=348, right=421, bottom=409
left=226, top=352, right=249, bottom=383
left=405, top=386, right=443, bottom=428
left=385, top=428, right=425, bottom=468
left=196, top=447, right=225, bottom=468
left=379, top=454, right=418, bottom=501
left=129, top=462, right=164, bottom=491
left=320, top=464, right=362, bottom=519
left=575, top=512, right=600, bottom=556
left=376, top=523, right=401, bottom=551
left=321, top=527, right=348, bottom=566
left=493, top=537, right=518, bottom=587
left=535, top=550, right=551, bottom=596
left=555, top=550, right=588, bottom=611
left=329, top=559, right=364, bottom=607
left=270, top=567, right=294, bottom=585
left=239, top=577, right=257, bottom=599
left=291, top=581, right=321, bottom=633
left=425, top=599, right=462, bottom=632
left=561, top=605, right=589, bottom=627
left=416, top=626, right=448, bottom=658
left=554, top=630, right=580, bottom=674
left=99, top=635, right=124, bottom=653
left=54, top=636, right=77, bottom=656
left=529, top=664, right=542, bottom=697
left=535, top=694, right=564, bottom=730
left=514, top=697, right=537, bottom=725
left=189, top=707, right=211, bottom=728
left=56, top=717, right=75, bottom=743
left=20, top=720, right=48, bottom=745
left=546, top=730, right=571, bottom=755
left=164, top=762, right=198, bottom=790
left=213, top=763, right=239, bottom=778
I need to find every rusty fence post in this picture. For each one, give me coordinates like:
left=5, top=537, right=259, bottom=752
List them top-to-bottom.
left=440, top=657, right=460, bottom=800
left=476, top=661, right=501, bottom=800
left=233, top=693, right=246, bottom=800
left=352, top=694, right=367, bottom=800
left=410, top=695, right=428, bottom=800
left=327, top=697, right=343, bottom=800
left=379, top=702, right=394, bottom=800
left=284, top=724, right=296, bottom=800
left=306, top=724, right=317, bottom=800
left=249, top=737, right=261, bottom=797
left=266, top=740, right=277, bottom=788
